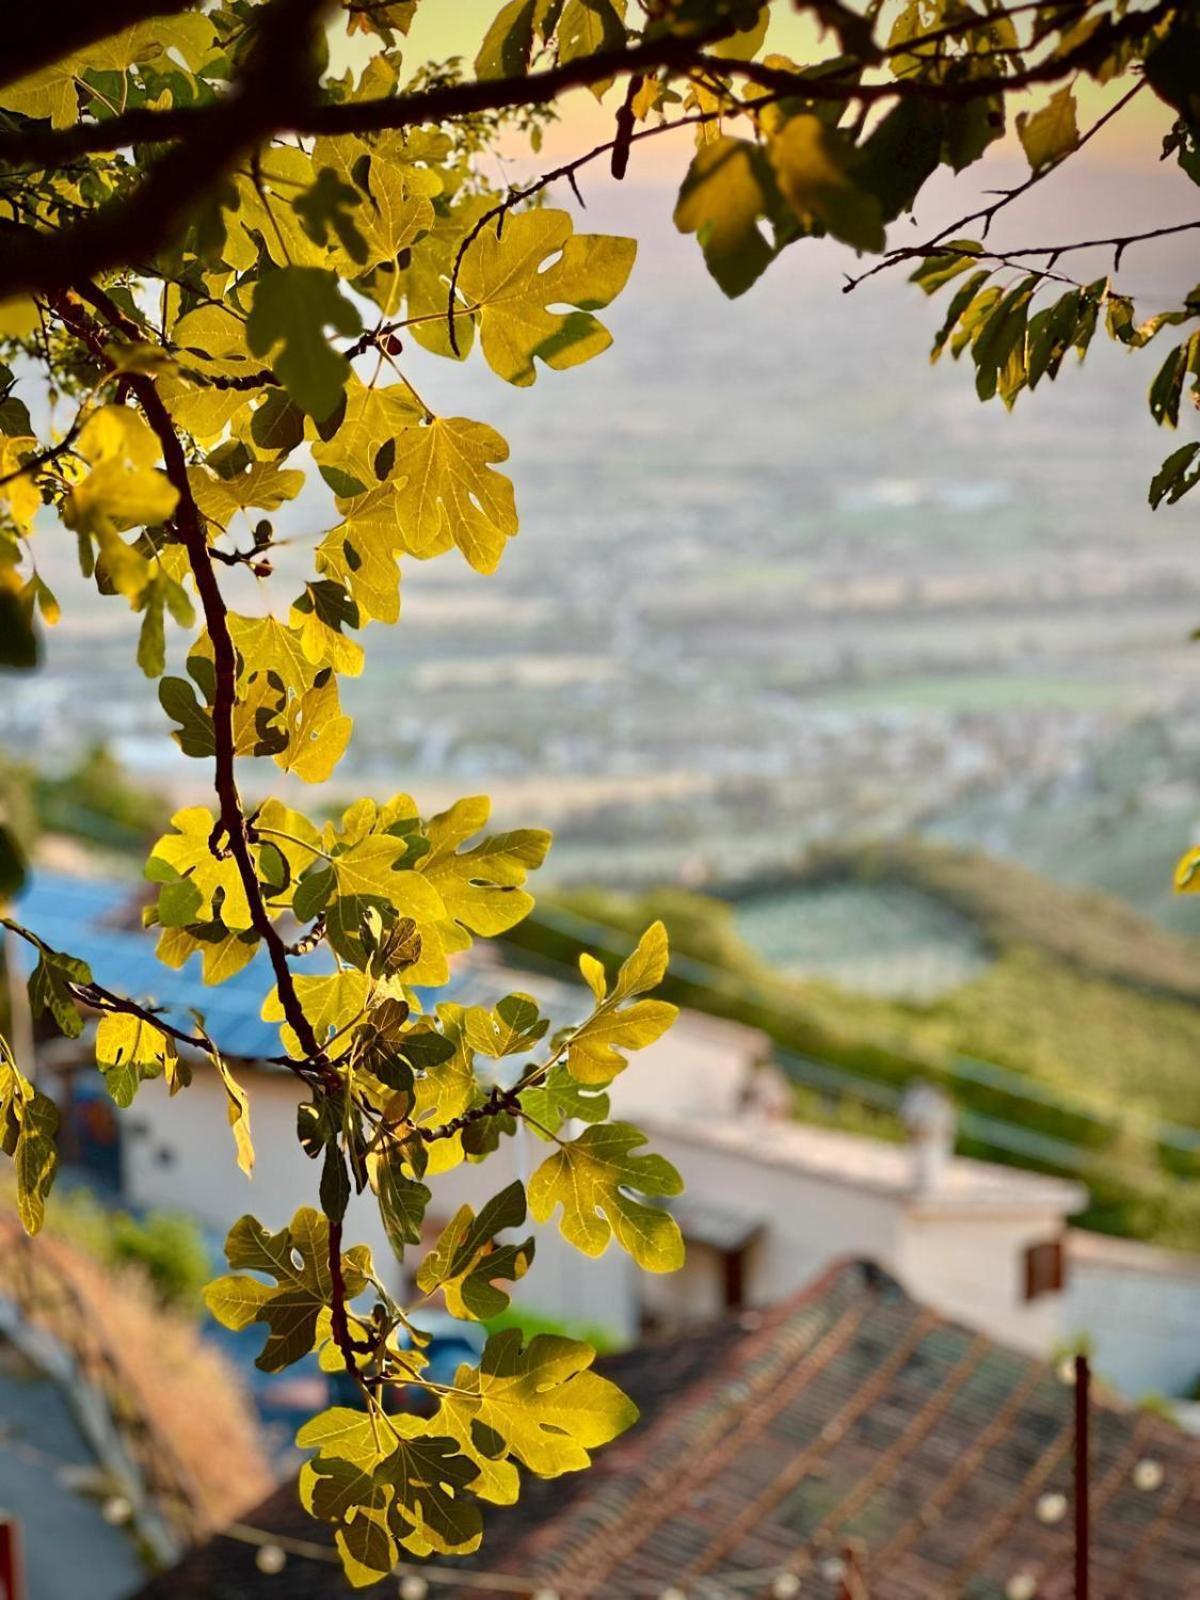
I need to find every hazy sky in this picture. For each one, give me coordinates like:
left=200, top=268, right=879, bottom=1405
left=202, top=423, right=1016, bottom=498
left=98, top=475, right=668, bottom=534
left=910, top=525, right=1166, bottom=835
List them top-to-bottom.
left=386, top=0, right=1173, bottom=179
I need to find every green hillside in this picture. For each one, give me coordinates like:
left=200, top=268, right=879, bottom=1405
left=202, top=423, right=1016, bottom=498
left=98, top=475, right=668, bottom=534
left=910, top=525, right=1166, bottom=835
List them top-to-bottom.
left=503, top=843, right=1200, bottom=1249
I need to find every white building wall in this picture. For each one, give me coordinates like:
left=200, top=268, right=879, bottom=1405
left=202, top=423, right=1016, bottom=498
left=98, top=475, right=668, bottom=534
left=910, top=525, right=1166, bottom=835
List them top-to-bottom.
left=607, top=1012, right=764, bottom=1123
left=119, top=1051, right=1080, bottom=1363
left=123, top=1065, right=642, bottom=1344
left=124, top=1066, right=396, bottom=1274
left=643, top=1122, right=1077, bottom=1354
left=644, top=1126, right=906, bottom=1317
left=896, top=1211, right=1067, bottom=1355
left=1065, top=1237, right=1200, bottom=1400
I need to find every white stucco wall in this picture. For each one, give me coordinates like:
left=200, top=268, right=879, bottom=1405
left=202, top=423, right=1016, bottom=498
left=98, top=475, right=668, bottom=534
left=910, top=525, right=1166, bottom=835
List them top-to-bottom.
left=118, top=1001, right=766, bottom=1348
left=607, top=1010, right=765, bottom=1123
left=120, top=1051, right=1076, bottom=1362
left=124, top=1064, right=396, bottom=1272
left=642, top=1120, right=1075, bottom=1353
left=645, top=1123, right=906, bottom=1314
left=897, top=1210, right=1067, bottom=1355
left=1065, top=1234, right=1200, bottom=1400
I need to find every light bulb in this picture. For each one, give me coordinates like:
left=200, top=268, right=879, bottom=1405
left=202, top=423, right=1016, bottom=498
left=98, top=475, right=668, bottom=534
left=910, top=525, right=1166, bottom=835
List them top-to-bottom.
left=1133, top=1458, right=1164, bottom=1492
left=1036, top=1492, right=1067, bottom=1525
left=254, top=1544, right=286, bottom=1575
left=772, top=1573, right=802, bottom=1598
left=1005, top=1574, right=1037, bottom=1600
left=399, top=1578, right=429, bottom=1600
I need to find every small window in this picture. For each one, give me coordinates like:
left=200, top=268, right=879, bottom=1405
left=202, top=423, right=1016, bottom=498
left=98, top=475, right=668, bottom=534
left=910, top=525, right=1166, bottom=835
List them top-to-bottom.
left=1024, top=1237, right=1065, bottom=1302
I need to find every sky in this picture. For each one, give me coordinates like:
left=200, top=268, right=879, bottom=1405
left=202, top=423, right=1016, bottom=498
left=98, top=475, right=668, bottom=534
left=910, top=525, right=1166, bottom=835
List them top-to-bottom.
left=386, top=0, right=1175, bottom=179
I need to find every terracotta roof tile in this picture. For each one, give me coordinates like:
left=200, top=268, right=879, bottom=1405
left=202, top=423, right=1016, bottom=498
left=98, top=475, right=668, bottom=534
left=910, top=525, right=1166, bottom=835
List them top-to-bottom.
left=129, top=1261, right=1200, bottom=1600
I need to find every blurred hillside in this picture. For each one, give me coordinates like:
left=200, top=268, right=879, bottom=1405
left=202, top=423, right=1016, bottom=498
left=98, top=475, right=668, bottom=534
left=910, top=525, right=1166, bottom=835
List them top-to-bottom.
left=506, top=841, right=1200, bottom=1249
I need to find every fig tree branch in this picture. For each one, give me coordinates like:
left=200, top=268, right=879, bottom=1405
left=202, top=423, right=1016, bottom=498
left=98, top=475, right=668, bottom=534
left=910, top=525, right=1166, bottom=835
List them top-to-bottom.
left=0, top=0, right=1170, bottom=306
left=0, top=0, right=199, bottom=91
left=843, top=79, right=1148, bottom=294
left=50, top=282, right=338, bottom=1093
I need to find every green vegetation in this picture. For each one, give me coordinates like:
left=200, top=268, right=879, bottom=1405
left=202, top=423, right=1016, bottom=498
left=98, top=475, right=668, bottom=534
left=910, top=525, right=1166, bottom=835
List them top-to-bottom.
left=0, top=743, right=166, bottom=857
left=808, top=840, right=1200, bottom=1003
left=506, top=843, right=1200, bottom=1249
left=6, top=1180, right=210, bottom=1309
left=483, top=1306, right=622, bottom=1357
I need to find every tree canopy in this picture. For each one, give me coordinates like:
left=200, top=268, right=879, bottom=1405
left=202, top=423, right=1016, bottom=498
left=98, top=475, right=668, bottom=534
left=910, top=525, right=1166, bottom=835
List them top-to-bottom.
left=0, top=0, right=1197, bottom=1585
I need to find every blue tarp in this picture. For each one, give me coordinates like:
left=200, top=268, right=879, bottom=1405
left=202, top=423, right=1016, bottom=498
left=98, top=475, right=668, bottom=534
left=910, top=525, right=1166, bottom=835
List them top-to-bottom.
left=12, top=870, right=486, bottom=1062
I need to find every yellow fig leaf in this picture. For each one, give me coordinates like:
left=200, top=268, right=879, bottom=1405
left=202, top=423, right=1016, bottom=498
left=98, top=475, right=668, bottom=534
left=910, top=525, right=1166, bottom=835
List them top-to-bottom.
left=1017, top=87, right=1079, bottom=174
left=767, top=114, right=885, bottom=254
left=312, top=133, right=438, bottom=289
left=674, top=137, right=776, bottom=299
left=457, top=209, right=636, bottom=387
left=312, top=376, right=422, bottom=492
left=63, top=405, right=179, bottom=547
left=390, top=418, right=518, bottom=574
left=0, top=435, right=44, bottom=534
left=189, top=457, right=305, bottom=522
left=317, top=522, right=402, bottom=627
left=228, top=614, right=320, bottom=700
left=277, top=675, right=354, bottom=784
left=419, top=795, right=550, bottom=937
left=146, top=805, right=254, bottom=931
left=1174, top=846, right=1200, bottom=892
left=263, top=971, right=371, bottom=1058
left=566, top=999, right=677, bottom=1086
left=95, top=1012, right=175, bottom=1107
left=1, top=1039, right=59, bottom=1235
left=212, top=1046, right=254, bottom=1177
left=528, top=1121, right=685, bottom=1271
left=204, top=1208, right=372, bottom=1371
left=456, top=1328, right=638, bottom=1477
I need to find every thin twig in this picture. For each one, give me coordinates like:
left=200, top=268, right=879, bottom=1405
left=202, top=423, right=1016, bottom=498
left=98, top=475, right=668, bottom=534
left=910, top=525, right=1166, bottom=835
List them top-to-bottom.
left=843, top=79, right=1147, bottom=293
left=445, top=106, right=727, bottom=352
left=897, top=218, right=1200, bottom=291
left=0, top=417, right=86, bottom=489
left=1, top=917, right=303, bottom=1067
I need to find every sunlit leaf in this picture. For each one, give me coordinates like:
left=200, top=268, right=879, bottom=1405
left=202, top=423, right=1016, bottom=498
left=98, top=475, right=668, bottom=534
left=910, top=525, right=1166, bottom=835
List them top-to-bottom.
left=529, top=1121, right=684, bottom=1270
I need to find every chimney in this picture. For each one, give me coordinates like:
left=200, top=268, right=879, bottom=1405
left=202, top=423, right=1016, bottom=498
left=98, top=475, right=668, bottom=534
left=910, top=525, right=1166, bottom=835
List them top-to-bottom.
left=901, top=1081, right=956, bottom=1195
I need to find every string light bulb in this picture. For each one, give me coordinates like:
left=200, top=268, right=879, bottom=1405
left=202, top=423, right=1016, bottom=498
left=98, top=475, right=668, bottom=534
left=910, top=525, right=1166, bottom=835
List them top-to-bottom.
left=1133, top=1458, right=1164, bottom=1492
left=1035, top=1492, right=1067, bottom=1524
left=101, top=1496, right=132, bottom=1526
left=254, top=1545, right=286, bottom=1575
left=772, top=1573, right=803, bottom=1597
left=1005, top=1574, right=1037, bottom=1600
left=399, top=1578, right=429, bottom=1600
left=659, top=1588, right=688, bottom=1600
left=531, top=1590, right=560, bottom=1600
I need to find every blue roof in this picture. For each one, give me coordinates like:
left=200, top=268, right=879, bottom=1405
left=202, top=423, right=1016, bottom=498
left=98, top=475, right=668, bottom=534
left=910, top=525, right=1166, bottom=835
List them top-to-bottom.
left=13, top=870, right=483, bottom=1061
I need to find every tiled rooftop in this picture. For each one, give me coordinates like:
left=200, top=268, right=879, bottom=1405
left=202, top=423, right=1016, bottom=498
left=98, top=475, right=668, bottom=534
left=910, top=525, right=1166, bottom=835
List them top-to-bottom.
left=129, top=1261, right=1200, bottom=1600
